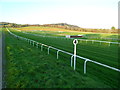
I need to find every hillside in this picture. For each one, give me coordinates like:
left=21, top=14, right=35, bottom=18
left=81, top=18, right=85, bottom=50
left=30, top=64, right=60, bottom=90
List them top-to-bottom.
left=0, top=22, right=118, bottom=33
left=42, top=23, right=80, bottom=29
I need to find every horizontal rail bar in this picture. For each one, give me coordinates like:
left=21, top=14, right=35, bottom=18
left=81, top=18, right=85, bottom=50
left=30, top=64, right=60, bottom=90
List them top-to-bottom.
left=78, top=39, right=119, bottom=44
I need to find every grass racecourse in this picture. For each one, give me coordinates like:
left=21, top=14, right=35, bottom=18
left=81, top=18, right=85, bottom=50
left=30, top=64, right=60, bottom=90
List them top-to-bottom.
left=16, top=26, right=119, bottom=42
left=4, top=27, right=120, bottom=88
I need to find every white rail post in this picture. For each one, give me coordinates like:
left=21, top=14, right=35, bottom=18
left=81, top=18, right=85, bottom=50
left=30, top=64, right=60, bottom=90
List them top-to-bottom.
left=27, top=39, right=29, bottom=43
left=73, top=39, right=78, bottom=70
left=30, top=40, right=32, bottom=45
left=32, top=41, right=34, bottom=46
left=34, top=41, right=36, bottom=46
left=36, top=42, right=39, bottom=48
left=37, top=43, right=39, bottom=48
left=41, top=44, right=43, bottom=51
left=48, top=46, right=51, bottom=54
left=57, top=50, right=60, bottom=59
left=71, top=55, right=74, bottom=67
left=74, top=55, right=76, bottom=70
left=84, top=60, right=88, bottom=74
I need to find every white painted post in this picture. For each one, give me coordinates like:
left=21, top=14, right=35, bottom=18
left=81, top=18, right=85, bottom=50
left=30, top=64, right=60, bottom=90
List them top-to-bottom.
left=28, top=39, right=29, bottom=43
left=73, top=39, right=78, bottom=70
left=30, top=40, right=32, bottom=45
left=32, top=41, right=34, bottom=46
left=36, top=42, right=39, bottom=48
left=41, top=44, right=43, bottom=51
left=48, top=46, right=51, bottom=54
left=57, top=50, right=60, bottom=59
left=71, top=55, right=74, bottom=67
left=84, top=60, right=88, bottom=74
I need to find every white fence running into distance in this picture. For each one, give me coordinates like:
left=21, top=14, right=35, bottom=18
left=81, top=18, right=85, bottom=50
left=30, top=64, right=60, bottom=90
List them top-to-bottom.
left=6, top=28, right=120, bottom=74
left=14, top=28, right=120, bottom=47
left=83, top=36, right=120, bottom=41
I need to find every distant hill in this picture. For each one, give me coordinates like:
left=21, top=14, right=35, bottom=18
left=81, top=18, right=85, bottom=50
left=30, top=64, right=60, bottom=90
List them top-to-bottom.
left=0, top=22, right=29, bottom=27
left=42, top=23, right=83, bottom=30
left=50, top=23, right=80, bottom=28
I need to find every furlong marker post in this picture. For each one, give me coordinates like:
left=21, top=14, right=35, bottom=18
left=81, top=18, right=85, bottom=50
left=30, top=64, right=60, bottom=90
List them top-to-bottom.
left=73, top=39, right=78, bottom=70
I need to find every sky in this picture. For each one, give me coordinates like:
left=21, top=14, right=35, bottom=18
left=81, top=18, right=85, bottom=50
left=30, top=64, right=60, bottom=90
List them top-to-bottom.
left=0, top=0, right=119, bottom=29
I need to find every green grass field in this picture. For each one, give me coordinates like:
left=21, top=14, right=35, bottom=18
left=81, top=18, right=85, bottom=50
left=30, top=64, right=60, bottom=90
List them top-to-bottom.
left=16, top=26, right=119, bottom=42
left=4, top=27, right=120, bottom=88
left=10, top=28, right=119, bottom=68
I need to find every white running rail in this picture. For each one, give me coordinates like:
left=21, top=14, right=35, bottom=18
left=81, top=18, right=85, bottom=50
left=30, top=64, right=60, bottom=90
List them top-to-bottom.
left=6, top=28, right=120, bottom=74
